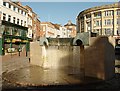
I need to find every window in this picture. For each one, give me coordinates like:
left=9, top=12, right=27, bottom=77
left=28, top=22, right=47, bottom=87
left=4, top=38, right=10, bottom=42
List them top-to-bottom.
left=3, top=2, right=6, bottom=6
left=8, top=3, right=11, bottom=8
left=13, top=6, right=16, bottom=11
left=18, top=8, right=19, bottom=13
left=21, top=10, right=23, bottom=14
left=117, top=10, right=120, bottom=15
left=105, top=11, right=113, bottom=16
left=94, top=12, right=101, bottom=18
left=3, top=13, right=6, bottom=21
left=8, top=15, right=11, bottom=22
left=13, top=17, right=15, bottom=24
left=117, top=18, right=120, bottom=25
left=17, top=19, right=19, bottom=25
left=104, top=19, right=112, bottom=25
left=107, top=19, right=111, bottom=25
left=21, top=20, right=23, bottom=26
left=96, top=20, right=100, bottom=26
left=105, top=20, right=106, bottom=25
left=24, top=21, right=26, bottom=26
left=12, top=28, right=18, bottom=36
left=105, top=28, right=113, bottom=36
left=18, top=29, right=21, bottom=36
left=117, top=29, right=120, bottom=35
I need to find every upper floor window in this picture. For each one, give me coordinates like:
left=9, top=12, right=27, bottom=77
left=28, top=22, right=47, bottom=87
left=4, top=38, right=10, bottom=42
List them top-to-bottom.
left=3, top=2, right=6, bottom=6
left=8, top=3, right=11, bottom=8
left=13, top=6, right=16, bottom=11
left=18, top=8, right=19, bottom=13
left=21, top=10, right=23, bottom=14
left=117, top=10, right=120, bottom=15
left=104, top=11, right=113, bottom=16
left=94, top=12, right=101, bottom=18
left=3, top=13, right=6, bottom=21
left=86, top=14, right=91, bottom=18
left=8, top=15, right=11, bottom=22
left=13, top=17, right=16, bottom=24
left=117, top=18, right=120, bottom=25
left=17, top=19, right=19, bottom=25
left=104, top=19, right=112, bottom=25
left=107, top=19, right=111, bottom=25
left=21, top=20, right=23, bottom=26
left=95, top=20, right=101, bottom=26
left=24, top=21, right=26, bottom=26
left=96, top=21, right=99, bottom=26
left=105, top=28, right=113, bottom=36
left=117, top=29, right=120, bottom=35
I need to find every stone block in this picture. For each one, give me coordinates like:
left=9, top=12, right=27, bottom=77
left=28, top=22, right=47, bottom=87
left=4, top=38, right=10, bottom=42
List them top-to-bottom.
left=83, top=36, right=115, bottom=80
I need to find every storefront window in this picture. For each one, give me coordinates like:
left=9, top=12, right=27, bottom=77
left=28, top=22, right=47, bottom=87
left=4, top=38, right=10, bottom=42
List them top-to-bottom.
left=4, top=27, right=11, bottom=35
left=12, top=28, right=18, bottom=36
left=18, top=29, right=22, bottom=36
left=21, top=30, right=27, bottom=37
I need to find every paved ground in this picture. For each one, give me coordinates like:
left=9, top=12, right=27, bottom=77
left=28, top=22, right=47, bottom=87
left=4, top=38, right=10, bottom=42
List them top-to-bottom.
left=1, top=54, right=120, bottom=90
left=2, top=66, right=120, bottom=90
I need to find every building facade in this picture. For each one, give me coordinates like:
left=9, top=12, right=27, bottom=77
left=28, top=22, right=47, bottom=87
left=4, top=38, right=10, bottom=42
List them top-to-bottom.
left=0, top=0, right=30, bottom=55
left=77, top=3, right=120, bottom=36
left=25, top=5, right=33, bottom=39
left=25, top=5, right=41, bottom=41
left=36, top=18, right=41, bottom=40
left=64, top=20, right=77, bottom=38
left=40, top=22, right=71, bottom=38
left=40, top=22, right=56, bottom=38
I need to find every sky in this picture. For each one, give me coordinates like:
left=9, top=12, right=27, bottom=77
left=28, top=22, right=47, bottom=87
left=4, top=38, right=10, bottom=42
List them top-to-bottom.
left=22, top=2, right=115, bottom=26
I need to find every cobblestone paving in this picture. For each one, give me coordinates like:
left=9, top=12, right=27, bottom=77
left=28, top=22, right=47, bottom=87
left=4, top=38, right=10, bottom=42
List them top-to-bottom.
left=2, top=57, right=30, bottom=73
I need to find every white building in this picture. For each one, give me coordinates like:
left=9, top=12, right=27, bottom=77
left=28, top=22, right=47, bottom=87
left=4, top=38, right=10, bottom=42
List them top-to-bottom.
left=0, top=0, right=28, bottom=27
left=0, top=0, right=29, bottom=55
left=25, top=5, right=33, bottom=38
left=40, top=22, right=71, bottom=38
left=59, top=26, right=69, bottom=38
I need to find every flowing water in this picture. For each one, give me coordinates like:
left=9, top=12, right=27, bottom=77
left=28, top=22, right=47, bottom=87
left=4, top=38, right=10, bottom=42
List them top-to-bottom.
left=41, top=45, right=81, bottom=75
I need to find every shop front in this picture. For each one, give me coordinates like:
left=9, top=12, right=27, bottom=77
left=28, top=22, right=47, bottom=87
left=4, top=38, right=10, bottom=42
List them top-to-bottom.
left=0, top=21, right=30, bottom=56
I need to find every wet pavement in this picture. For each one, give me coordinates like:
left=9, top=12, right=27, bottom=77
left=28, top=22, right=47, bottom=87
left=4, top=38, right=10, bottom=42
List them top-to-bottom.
left=2, top=55, right=120, bottom=90
left=2, top=65, right=120, bottom=91
left=2, top=66, right=105, bottom=90
left=3, top=66, right=100, bottom=86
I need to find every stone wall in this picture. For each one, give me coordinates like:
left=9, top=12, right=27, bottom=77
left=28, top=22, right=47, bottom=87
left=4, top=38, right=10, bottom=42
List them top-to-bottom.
left=30, top=36, right=115, bottom=80
left=84, top=36, right=115, bottom=80
left=30, top=42, right=80, bottom=73
left=30, top=42, right=43, bottom=67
